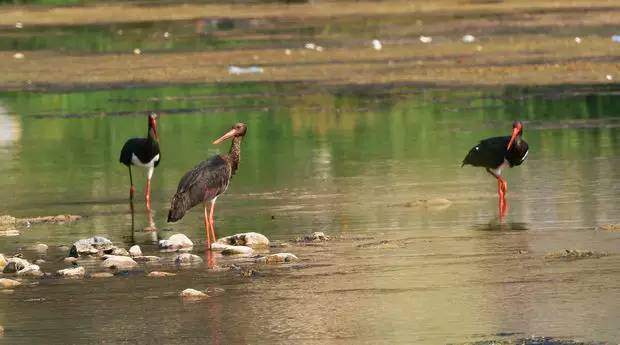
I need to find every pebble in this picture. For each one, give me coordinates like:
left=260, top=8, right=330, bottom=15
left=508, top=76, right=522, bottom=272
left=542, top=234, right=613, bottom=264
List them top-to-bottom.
left=419, top=36, right=432, bottom=43
left=372, top=39, right=382, bottom=50
left=13, top=53, right=24, bottom=59
left=216, top=232, right=270, bottom=248
left=159, top=234, right=193, bottom=251
left=32, top=243, right=48, bottom=252
left=221, top=245, right=254, bottom=256
left=175, top=253, right=203, bottom=265
left=256, top=253, right=299, bottom=264
left=102, top=255, right=137, bottom=270
left=57, top=266, right=85, bottom=278
left=148, top=271, right=176, bottom=277
left=90, top=272, right=114, bottom=278
left=180, top=288, right=207, bottom=299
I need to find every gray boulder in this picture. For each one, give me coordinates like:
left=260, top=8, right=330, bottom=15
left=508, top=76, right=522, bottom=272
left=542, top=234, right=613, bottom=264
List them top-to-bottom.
left=216, top=232, right=269, bottom=248
left=159, top=234, right=193, bottom=251
left=69, top=236, right=114, bottom=257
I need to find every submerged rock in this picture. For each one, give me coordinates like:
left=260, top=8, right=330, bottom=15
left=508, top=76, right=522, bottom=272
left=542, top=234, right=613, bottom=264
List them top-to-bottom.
left=22, top=214, right=81, bottom=224
left=597, top=223, right=620, bottom=232
left=297, top=231, right=330, bottom=242
left=216, top=232, right=270, bottom=248
left=159, top=234, right=193, bottom=251
left=69, top=236, right=114, bottom=257
left=32, top=243, right=49, bottom=252
left=129, top=245, right=142, bottom=257
left=221, top=245, right=254, bottom=256
left=110, top=247, right=129, bottom=256
left=546, top=249, right=608, bottom=260
left=174, top=253, right=203, bottom=265
left=256, top=253, right=299, bottom=264
left=102, top=255, right=137, bottom=270
left=134, top=255, right=160, bottom=262
left=63, top=257, right=78, bottom=264
left=34, top=259, right=46, bottom=265
left=57, top=266, right=85, bottom=278
left=148, top=271, right=176, bottom=277
left=90, top=272, right=114, bottom=278
left=0, top=278, right=21, bottom=289
left=180, top=288, right=207, bottom=299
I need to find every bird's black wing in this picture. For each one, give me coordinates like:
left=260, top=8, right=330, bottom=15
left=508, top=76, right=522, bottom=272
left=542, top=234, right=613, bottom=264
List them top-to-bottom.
left=462, top=136, right=510, bottom=169
left=119, top=138, right=146, bottom=166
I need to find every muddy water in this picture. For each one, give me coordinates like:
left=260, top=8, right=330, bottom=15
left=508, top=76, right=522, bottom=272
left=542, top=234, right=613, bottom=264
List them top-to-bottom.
left=0, top=83, right=618, bottom=344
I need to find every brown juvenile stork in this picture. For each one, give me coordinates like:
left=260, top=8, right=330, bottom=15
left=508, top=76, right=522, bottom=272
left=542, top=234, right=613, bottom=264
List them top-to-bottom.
left=462, top=120, right=529, bottom=218
left=167, top=123, right=247, bottom=247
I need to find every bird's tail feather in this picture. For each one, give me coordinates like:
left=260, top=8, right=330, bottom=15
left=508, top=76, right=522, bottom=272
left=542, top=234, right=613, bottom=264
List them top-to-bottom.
left=167, top=192, right=190, bottom=222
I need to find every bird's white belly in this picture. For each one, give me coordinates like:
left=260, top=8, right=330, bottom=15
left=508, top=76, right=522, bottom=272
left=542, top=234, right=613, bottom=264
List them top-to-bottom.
left=131, top=153, right=159, bottom=168
left=492, top=159, right=510, bottom=176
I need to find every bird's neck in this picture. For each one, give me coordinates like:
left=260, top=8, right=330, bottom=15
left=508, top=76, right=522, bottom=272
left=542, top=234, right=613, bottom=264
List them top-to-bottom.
left=147, top=127, right=158, bottom=143
left=228, top=136, right=242, bottom=175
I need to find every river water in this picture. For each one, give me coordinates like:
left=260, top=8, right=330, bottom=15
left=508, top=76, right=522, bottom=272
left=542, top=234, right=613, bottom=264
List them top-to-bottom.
left=0, top=83, right=618, bottom=344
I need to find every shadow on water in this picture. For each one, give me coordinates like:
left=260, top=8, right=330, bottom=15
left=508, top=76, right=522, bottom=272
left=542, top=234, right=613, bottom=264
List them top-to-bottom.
left=472, top=221, right=530, bottom=232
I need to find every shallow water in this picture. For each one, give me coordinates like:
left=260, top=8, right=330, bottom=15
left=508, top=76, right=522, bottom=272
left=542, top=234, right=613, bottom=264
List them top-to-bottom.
left=0, top=83, right=619, bottom=344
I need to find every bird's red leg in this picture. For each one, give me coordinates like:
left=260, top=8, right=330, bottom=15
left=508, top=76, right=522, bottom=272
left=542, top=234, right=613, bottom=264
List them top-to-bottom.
left=145, top=177, right=152, bottom=211
left=497, top=177, right=504, bottom=217
left=500, top=178, right=508, bottom=216
left=209, top=200, right=217, bottom=243
left=204, top=203, right=212, bottom=249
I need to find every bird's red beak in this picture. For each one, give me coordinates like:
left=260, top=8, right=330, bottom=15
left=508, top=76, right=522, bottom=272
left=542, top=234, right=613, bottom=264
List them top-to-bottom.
left=506, top=127, right=519, bottom=150
left=213, top=128, right=237, bottom=144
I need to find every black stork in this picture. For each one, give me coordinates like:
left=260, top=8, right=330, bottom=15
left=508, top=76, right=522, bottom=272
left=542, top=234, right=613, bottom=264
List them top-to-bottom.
left=119, top=113, right=160, bottom=210
left=462, top=120, right=529, bottom=218
left=167, top=123, right=247, bottom=248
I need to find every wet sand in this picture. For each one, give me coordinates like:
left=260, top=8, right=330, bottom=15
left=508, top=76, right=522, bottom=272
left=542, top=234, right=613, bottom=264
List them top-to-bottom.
left=1, top=0, right=620, bottom=90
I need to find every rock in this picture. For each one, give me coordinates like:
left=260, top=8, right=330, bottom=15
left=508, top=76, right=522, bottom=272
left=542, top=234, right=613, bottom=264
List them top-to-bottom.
left=21, top=214, right=81, bottom=224
left=0, top=215, right=17, bottom=226
left=597, top=224, right=620, bottom=232
left=298, top=231, right=330, bottom=242
left=216, top=232, right=270, bottom=248
left=159, top=234, right=193, bottom=251
left=69, top=236, right=114, bottom=257
left=210, top=242, right=234, bottom=251
left=32, top=243, right=49, bottom=252
left=129, top=245, right=142, bottom=257
left=221, top=245, right=254, bottom=256
left=110, top=247, right=129, bottom=256
left=546, top=249, right=608, bottom=260
left=175, top=253, right=203, bottom=265
left=256, top=253, right=299, bottom=264
left=0, top=254, right=6, bottom=270
left=102, top=255, right=137, bottom=270
left=134, top=255, right=160, bottom=262
left=3, top=257, right=30, bottom=273
left=63, top=257, right=78, bottom=264
left=34, top=259, right=46, bottom=265
left=17, top=264, right=42, bottom=277
left=57, top=266, right=85, bottom=278
left=148, top=271, right=176, bottom=277
left=90, top=272, right=114, bottom=278
left=0, top=278, right=21, bottom=289
left=180, top=288, right=207, bottom=299
left=0, top=325, right=3, bottom=335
